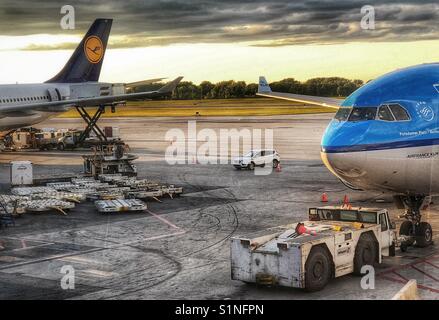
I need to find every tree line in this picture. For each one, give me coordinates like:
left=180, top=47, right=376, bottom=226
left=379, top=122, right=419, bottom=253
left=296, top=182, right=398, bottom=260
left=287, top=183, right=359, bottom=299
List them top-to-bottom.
left=134, top=77, right=364, bottom=99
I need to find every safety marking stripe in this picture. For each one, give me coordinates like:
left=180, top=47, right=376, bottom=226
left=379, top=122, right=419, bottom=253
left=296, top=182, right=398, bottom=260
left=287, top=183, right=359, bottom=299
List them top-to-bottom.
left=147, top=210, right=180, bottom=229
left=0, top=230, right=186, bottom=271
left=377, top=252, right=439, bottom=294
left=377, top=253, right=439, bottom=275
left=423, top=260, right=439, bottom=269
left=411, top=265, right=439, bottom=282
left=392, top=271, right=409, bottom=282
left=379, top=274, right=439, bottom=294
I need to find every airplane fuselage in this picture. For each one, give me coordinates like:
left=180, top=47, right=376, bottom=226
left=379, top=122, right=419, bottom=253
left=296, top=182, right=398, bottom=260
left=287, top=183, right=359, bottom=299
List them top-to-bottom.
left=0, top=18, right=182, bottom=148
left=321, top=63, right=439, bottom=196
left=0, top=82, right=115, bottom=136
left=0, top=83, right=70, bottom=135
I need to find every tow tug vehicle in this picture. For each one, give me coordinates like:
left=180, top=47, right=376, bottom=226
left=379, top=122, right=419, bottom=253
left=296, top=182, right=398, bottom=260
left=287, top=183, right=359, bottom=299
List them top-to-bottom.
left=231, top=206, right=421, bottom=291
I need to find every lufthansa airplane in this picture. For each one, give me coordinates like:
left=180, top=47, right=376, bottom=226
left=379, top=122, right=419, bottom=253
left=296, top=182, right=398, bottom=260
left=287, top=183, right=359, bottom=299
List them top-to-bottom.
left=0, top=18, right=182, bottom=138
left=258, top=65, right=439, bottom=249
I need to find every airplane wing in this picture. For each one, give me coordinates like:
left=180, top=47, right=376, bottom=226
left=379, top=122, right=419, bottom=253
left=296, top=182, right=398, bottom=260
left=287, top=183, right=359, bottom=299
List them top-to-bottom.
left=257, top=76, right=343, bottom=109
left=0, top=77, right=183, bottom=114
left=125, top=78, right=167, bottom=91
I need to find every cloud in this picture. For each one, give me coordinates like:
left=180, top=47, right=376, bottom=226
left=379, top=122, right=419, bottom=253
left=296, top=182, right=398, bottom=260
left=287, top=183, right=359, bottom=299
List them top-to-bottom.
left=0, top=0, right=438, bottom=49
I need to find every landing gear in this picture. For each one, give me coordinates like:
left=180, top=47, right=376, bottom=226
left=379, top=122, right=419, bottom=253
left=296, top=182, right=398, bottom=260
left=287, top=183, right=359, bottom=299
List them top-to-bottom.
left=398, top=195, right=433, bottom=250
left=399, top=220, right=415, bottom=247
left=416, top=222, right=433, bottom=247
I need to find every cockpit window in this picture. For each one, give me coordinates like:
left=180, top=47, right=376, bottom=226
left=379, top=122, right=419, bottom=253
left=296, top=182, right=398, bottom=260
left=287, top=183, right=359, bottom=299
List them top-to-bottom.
left=389, top=104, right=410, bottom=121
left=378, top=105, right=395, bottom=121
left=348, top=107, right=377, bottom=122
left=334, top=108, right=351, bottom=121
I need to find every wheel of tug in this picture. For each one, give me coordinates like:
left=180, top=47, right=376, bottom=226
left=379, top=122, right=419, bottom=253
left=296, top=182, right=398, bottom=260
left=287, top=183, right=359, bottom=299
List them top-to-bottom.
left=273, top=159, right=279, bottom=168
left=248, top=162, right=255, bottom=171
left=399, top=220, right=415, bottom=246
left=415, top=222, right=433, bottom=248
left=353, top=232, right=377, bottom=275
left=304, top=246, right=332, bottom=292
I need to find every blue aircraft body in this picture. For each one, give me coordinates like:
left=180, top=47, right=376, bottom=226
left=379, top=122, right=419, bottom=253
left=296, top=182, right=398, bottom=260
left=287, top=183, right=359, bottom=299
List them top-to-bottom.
left=257, top=64, right=439, bottom=248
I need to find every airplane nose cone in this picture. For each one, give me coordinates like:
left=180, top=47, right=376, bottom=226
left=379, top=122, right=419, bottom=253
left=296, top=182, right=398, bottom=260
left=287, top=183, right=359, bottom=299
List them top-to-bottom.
left=320, top=120, right=369, bottom=186
left=320, top=151, right=369, bottom=195
left=320, top=151, right=366, bottom=179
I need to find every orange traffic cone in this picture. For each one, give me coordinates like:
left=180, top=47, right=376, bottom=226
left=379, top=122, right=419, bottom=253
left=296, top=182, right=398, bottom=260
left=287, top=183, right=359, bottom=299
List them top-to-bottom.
left=276, top=163, right=282, bottom=172
left=321, top=193, right=328, bottom=203
left=343, top=194, right=349, bottom=205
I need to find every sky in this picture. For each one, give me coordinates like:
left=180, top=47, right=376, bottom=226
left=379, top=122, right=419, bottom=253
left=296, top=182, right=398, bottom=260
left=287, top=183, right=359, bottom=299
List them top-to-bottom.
left=0, top=0, right=439, bottom=84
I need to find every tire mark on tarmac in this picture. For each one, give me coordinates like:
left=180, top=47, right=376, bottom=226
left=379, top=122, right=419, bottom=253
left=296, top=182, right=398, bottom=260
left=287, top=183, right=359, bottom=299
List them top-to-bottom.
left=177, top=172, right=240, bottom=257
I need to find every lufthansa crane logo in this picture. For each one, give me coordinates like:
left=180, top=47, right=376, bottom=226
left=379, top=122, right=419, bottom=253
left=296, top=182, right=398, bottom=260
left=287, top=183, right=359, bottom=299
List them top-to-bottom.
left=84, top=36, right=104, bottom=64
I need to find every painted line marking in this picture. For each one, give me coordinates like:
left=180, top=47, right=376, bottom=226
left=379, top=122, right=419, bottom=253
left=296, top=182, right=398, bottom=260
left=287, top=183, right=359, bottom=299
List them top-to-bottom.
left=6, top=209, right=187, bottom=238
left=147, top=210, right=180, bottom=229
left=0, top=230, right=186, bottom=271
left=0, top=237, right=54, bottom=253
left=10, top=243, right=54, bottom=252
left=377, top=251, right=439, bottom=294
left=59, top=256, right=105, bottom=265
left=423, top=260, right=439, bottom=269
left=411, top=265, right=439, bottom=282
left=77, top=269, right=118, bottom=278
left=392, top=271, right=409, bottom=282
left=379, top=274, right=439, bottom=294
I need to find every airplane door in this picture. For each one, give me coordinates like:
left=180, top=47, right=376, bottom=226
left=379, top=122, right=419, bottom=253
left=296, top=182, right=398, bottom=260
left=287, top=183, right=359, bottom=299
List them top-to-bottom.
left=47, top=88, right=61, bottom=102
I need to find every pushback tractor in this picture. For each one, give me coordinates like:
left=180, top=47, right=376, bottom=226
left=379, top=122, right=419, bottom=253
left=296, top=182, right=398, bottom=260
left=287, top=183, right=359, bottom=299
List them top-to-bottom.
left=231, top=206, right=417, bottom=291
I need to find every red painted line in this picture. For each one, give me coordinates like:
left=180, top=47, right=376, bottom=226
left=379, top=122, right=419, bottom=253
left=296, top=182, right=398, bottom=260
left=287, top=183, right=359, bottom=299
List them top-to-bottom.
left=147, top=210, right=180, bottom=229
left=377, top=252, right=439, bottom=276
left=423, top=260, right=439, bottom=270
left=411, top=265, right=439, bottom=282
left=392, top=271, right=409, bottom=282
left=378, top=274, right=439, bottom=294
left=379, top=274, right=405, bottom=284
left=418, top=285, right=439, bottom=294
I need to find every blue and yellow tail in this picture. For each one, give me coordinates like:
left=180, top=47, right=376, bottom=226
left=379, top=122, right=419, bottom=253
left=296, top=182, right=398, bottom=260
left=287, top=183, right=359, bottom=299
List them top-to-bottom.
left=47, top=18, right=112, bottom=83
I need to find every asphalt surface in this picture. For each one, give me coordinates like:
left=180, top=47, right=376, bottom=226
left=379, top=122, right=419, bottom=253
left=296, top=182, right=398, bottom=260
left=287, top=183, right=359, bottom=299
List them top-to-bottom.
left=0, top=114, right=437, bottom=300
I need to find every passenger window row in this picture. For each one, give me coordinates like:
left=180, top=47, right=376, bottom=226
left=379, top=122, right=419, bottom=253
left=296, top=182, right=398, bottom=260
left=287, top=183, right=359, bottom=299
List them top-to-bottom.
left=1, top=96, right=50, bottom=104
left=334, top=104, right=411, bottom=122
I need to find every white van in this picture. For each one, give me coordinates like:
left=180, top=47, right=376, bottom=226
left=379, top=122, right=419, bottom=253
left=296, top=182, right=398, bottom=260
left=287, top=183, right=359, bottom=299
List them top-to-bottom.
left=232, top=149, right=280, bottom=170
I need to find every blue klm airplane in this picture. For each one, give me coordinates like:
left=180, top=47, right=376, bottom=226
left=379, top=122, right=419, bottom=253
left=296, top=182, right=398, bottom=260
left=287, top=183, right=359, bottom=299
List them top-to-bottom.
left=258, top=64, right=439, bottom=249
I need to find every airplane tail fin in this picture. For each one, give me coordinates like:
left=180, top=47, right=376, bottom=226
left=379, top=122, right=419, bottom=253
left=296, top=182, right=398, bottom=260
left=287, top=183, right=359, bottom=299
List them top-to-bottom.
left=46, top=18, right=112, bottom=83
left=258, top=76, right=272, bottom=93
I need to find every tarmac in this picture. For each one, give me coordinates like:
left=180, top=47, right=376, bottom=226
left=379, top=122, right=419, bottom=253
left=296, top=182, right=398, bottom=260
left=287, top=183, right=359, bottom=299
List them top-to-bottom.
left=0, top=113, right=437, bottom=300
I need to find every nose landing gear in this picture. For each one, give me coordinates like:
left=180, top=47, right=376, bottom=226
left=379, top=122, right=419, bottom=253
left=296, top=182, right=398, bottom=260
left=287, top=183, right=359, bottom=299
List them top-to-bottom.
left=397, top=195, right=433, bottom=251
